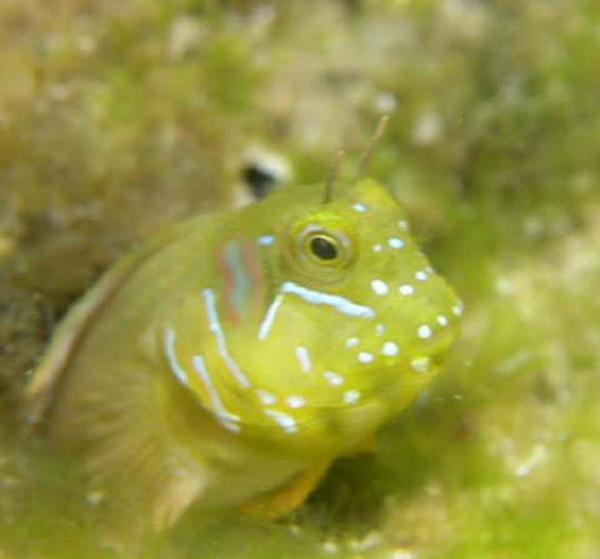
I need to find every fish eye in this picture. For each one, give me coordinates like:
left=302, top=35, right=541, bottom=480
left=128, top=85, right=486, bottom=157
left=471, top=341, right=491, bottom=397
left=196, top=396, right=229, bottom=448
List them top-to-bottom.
left=289, top=219, right=354, bottom=276
left=296, top=225, right=352, bottom=268
left=309, top=234, right=339, bottom=261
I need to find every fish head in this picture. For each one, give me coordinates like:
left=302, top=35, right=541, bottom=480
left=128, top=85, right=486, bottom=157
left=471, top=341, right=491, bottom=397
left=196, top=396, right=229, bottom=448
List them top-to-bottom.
left=213, top=177, right=462, bottom=452
left=166, top=178, right=461, bottom=455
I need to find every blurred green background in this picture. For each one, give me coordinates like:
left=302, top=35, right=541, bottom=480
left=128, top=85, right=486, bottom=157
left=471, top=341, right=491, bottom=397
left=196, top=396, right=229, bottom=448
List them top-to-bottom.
left=1, top=0, right=599, bottom=557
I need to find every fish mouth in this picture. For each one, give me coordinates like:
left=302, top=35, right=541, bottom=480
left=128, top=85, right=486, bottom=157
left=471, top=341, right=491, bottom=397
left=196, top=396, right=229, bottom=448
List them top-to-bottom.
left=428, top=324, right=457, bottom=359
left=386, top=328, right=456, bottom=382
left=420, top=337, right=454, bottom=374
left=424, top=350, right=450, bottom=375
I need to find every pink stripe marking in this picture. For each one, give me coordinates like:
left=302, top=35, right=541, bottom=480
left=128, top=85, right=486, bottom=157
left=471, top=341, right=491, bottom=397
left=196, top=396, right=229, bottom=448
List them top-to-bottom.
left=241, top=241, right=264, bottom=308
left=213, top=243, right=239, bottom=326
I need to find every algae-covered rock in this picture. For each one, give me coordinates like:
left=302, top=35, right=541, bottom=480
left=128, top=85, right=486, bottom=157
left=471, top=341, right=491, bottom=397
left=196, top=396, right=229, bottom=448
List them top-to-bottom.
left=1, top=0, right=599, bottom=557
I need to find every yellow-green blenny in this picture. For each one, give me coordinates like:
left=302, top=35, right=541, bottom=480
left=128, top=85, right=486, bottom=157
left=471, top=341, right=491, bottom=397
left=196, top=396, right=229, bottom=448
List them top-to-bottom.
left=25, top=176, right=462, bottom=529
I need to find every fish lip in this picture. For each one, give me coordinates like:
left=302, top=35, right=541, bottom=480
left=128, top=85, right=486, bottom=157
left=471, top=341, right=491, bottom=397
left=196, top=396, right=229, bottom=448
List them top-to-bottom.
left=429, top=326, right=457, bottom=358
left=428, top=350, right=447, bottom=369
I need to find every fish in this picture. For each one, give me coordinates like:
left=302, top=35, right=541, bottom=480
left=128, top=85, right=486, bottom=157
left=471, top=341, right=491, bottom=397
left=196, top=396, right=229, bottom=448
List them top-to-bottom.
left=24, top=151, right=462, bottom=530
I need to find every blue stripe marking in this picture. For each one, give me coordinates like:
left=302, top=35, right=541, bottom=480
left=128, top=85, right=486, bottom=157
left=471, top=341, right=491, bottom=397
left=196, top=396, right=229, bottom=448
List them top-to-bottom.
left=223, top=240, right=250, bottom=318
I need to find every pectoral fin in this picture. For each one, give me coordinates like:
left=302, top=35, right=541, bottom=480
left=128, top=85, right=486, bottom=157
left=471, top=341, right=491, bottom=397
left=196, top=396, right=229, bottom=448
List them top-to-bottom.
left=24, top=220, right=198, bottom=425
left=343, top=433, right=378, bottom=456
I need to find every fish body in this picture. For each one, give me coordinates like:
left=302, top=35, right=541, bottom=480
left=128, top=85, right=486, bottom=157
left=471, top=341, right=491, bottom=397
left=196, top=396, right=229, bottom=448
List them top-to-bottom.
left=26, top=178, right=461, bottom=528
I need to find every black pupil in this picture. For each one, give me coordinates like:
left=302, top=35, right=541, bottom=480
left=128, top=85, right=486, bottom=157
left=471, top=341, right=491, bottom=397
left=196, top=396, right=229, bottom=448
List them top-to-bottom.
left=310, top=236, right=338, bottom=261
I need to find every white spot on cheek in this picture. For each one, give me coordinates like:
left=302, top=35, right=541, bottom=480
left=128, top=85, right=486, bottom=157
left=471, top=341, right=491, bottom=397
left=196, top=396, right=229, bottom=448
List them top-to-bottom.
left=352, top=203, right=368, bottom=213
left=397, top=220, right=409, bottom=231
left=257, top=235, right=275, bottom=246
left=388, top=237, right=405, bottom=249
left=372, top=244, right=383, bottom=253
left=415, top=270, right=428, bottom=281
left=371, top=279, right=389, bottom=296
left=398, top=284, right=414, bottom=296
left=452, top=302, right=464, bottom=316
left=437, top=315, right=449, bottom=327
left=375, top=323, right=386, bottom=336
left=417, top=325, right=433, bottom=339
left=345, top=337, right=359, bottom=349
left=381, top=341, right=399, bottom=357
left=295, top=346, right=311, bottom=373
left=358, top=352, right=374, bottom=364
left=411, top=357, right=431, bottom=373
left=323, top=371, right=344, bottom=386
left=255, top=389, right=277, bottom=406
left=343, top=390, right=361, bottom=404
left=286, top=395, right=306, bottom=409
left=264, top=410, right=298, bottom=434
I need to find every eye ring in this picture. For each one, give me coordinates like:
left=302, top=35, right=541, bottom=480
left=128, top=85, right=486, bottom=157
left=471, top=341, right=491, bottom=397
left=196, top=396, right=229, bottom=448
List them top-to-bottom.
left=297, top=225, right=352, bottom=268
left=308, top=234, right=339, bottom=262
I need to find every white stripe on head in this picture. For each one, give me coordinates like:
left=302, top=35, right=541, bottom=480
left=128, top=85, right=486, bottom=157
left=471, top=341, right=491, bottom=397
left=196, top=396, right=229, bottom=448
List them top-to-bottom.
left=281, top=281, right=375, bottom=319
left=202, top=288, right=251, bottom=388
left=257, top=293, right=284, bottom=341
left=163, top=327, right=189, bottom=386
left=295, top=346, right=311, bottom=373
left=191, top=355, right=240, bottom=433
left=264, top=410, right=298, bottom=434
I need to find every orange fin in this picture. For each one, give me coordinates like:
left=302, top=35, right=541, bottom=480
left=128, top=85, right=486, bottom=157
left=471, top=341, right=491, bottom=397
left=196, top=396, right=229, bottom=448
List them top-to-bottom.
left=344, top=433, right=378, bottom=456
left=240, top=460, right=331, bottom=520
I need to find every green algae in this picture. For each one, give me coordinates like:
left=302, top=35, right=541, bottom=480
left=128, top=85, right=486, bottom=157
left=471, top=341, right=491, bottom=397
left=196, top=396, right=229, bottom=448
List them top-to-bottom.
left=1, top=0, right=599, bottom=557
